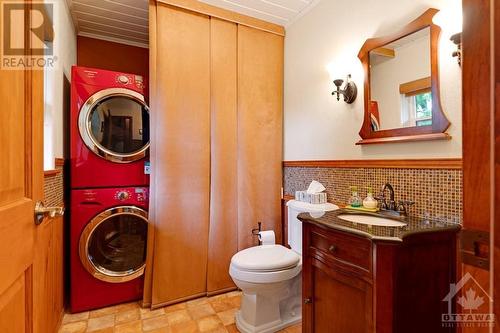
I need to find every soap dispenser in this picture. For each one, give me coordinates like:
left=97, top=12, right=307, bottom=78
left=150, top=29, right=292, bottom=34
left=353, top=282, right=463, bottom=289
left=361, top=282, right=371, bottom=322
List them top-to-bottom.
left=348, top=186, right=362, bottom=207
left=363, top=187, right=378, bottom=209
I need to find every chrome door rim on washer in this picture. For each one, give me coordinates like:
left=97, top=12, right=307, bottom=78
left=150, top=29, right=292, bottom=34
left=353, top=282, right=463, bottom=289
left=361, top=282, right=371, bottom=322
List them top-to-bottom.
left=78, top=88, right=150, bottom=163
left=79, top=206, right=148, bottom=283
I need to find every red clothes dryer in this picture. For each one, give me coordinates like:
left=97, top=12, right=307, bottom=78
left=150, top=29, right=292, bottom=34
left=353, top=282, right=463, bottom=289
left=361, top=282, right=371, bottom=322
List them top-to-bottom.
left=70, top=66, right=150, bottom=189
left=69, top=187, right=149, bottom=312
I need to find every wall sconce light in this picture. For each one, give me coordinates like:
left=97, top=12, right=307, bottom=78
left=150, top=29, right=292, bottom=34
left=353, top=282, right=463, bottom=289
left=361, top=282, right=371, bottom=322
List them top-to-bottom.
left=450, top=33, right=462, bottom=66
left=331, top=74, right=357, bottom=104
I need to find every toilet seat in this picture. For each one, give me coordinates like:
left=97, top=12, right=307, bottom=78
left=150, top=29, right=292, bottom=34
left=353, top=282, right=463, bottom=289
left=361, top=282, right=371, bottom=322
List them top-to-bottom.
left=229, top=245, right=302, bottom=284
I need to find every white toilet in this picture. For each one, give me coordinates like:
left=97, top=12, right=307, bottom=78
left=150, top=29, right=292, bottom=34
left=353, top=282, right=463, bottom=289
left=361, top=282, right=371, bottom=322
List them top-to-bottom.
left=229, top=200, right=338, bottom=333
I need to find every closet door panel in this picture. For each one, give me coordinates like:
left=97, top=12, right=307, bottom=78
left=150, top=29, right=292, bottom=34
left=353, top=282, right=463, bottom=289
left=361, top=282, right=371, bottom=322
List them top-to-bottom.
left=152, top=4, right=211, bottom=306
left=207, top=18, right=238, bottom=294
left=237, top=25, right=284, bottom=250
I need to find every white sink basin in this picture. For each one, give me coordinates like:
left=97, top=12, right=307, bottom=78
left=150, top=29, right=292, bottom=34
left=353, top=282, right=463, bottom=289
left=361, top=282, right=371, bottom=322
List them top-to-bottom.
left=338, top=214, right=407, bottom=227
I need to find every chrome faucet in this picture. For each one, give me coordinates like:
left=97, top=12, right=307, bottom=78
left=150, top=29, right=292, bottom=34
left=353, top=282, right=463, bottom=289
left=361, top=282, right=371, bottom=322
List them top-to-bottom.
left=376, top=183, right=414, bottom=216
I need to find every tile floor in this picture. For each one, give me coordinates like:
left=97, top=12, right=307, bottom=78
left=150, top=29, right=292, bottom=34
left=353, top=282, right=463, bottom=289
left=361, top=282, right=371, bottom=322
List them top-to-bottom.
left=59, top=290, right=302, bottom=333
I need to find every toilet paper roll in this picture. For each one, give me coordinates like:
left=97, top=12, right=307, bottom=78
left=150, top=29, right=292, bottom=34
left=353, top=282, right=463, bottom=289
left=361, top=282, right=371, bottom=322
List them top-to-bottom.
left=258, top=230, right=275, bottom=245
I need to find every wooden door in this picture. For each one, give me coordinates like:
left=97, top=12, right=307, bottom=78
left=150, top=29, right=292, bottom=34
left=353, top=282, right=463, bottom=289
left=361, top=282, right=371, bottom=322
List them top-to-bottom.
left=0, top=1, right=44, bottom=331
left=462, top=1, right=495, bottom=332
left=150, top=3, right=211, bottom=307
left=206, top=17, right=238, bottom=295
left=237, top=25, right=284, bottom=249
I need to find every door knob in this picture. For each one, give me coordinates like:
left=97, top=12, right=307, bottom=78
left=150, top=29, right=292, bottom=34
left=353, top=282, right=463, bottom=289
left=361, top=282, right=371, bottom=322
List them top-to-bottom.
left=34, top=201, right=64, bottom=225
left=304, top=298, right=313, bottom=304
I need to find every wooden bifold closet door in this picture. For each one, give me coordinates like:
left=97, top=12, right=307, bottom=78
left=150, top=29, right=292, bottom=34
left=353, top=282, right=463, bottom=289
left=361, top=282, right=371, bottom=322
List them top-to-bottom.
left=149, top=1, right=284, bottom=306
left=151, top=4, right=211, bottom=306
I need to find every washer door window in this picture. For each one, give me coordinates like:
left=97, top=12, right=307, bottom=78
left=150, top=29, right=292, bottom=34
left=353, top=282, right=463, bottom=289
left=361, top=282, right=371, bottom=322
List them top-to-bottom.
left=79, top=88, right=150, bottom=163
left=79, top=206, right=148, bottom=283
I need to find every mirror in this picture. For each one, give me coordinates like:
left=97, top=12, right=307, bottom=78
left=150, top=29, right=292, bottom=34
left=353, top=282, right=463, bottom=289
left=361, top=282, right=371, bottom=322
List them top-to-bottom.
left=357, top=9, right=451, bottom=144
left=369, top=27, right=431, bottom=131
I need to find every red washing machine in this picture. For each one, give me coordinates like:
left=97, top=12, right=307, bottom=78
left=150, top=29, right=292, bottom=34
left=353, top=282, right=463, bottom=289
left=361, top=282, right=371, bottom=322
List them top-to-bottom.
left=70, top=66, right=150, bottom=189
left=69, top=187, right=149, bottom=312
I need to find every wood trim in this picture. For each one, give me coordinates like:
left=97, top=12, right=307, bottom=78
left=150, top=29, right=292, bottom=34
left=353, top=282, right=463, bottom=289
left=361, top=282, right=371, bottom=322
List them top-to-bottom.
left=156, top=0, right=285, bottom=36
left=357, top=8, right=451, bottom=144
left=371, top=47, right=395, bottom=58
left=399, top=77, right=431, bottom=95
left=356, top=133, right=451, bottom=145
left=54, top=158, right=64, bottom=167
left=283, top=158, right=462, bottom=169
left=43, top=170, right=61, bottom=178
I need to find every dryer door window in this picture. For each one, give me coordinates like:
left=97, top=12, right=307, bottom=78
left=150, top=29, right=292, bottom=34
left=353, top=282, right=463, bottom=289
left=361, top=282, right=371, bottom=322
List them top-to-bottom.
left=79, top=88, right=150, bottom=163
left=79, top=206, right=148, bottom=283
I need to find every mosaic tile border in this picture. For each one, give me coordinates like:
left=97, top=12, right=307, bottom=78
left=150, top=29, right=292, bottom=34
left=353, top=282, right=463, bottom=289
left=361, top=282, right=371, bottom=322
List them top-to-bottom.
left=284, top=166, right=462, bottom=224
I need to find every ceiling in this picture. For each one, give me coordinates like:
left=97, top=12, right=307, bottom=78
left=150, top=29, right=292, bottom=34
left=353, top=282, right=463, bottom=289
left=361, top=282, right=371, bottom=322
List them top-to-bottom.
left=66, top=0, right=318, bottom=48
left=197, top=0, right=316, bottom=26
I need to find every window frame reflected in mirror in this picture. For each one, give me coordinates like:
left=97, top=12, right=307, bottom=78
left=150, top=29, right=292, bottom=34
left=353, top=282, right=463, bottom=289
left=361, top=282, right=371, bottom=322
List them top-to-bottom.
left=357, top=8, right=451, bottom=145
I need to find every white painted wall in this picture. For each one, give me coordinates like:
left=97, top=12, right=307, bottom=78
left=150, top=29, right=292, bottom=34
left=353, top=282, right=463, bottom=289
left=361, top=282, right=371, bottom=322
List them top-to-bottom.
left=43, top=0, right=77, bottom=170
left=284, top=0, right=462, bottom=160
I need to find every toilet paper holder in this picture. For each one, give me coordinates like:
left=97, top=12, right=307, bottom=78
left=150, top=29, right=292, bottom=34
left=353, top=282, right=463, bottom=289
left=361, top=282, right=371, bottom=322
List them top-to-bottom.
left=252, top=222, right=262, bottom=245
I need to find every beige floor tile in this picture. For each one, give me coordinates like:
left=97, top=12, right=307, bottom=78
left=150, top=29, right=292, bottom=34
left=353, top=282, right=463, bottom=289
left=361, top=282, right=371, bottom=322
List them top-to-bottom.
left=223, top=291, right=241, bottom=298
left=207, top=293, right=227, bottom=302
left=225, top=296, right=240, bottom=309
left=187, top=297, right=208, bottom=307
left=208, top=298, right=236, bottom=313
left=114, top=301, right=141, bottom=313
left=164, top=302, right=187, bottom=314
left=188, top=303, right=216, bottom=320
left=89, top=306, right=118, bottom=318
left=141, top=307, right=166, bottom=319
left=115, top=308, right=141, bottom=325
left=216, top=308, right=237, bottom=326
left=166, top=309, right=192, bottom=326
left=62, top=312, right=90, bottom=324
left=86, top=314, right=115, bottom=332
left=142, top=314, right=170, bottom=331
left=197, top=315, right=224, bottom=332
left=115, top=319, right=142, bottom=333
left=169, top=320, right=200, bottom=333
left=59, top=321, right=87, bottom=333
left=284, top=323, right=302, bottom=333
left=224, top=324, right=240, bottom=333
left=147, top=327, right=172, bottom=333
left=88, top=328, right=114, bottom=333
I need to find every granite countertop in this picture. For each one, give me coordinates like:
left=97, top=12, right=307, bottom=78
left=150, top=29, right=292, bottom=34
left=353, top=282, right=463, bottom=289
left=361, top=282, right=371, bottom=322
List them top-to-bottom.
left=298, top=208, right=461, bottom=242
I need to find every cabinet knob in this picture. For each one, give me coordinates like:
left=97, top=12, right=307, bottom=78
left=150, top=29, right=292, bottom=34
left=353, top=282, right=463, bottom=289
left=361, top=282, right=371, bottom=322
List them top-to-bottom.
left=329, top=245, right=337, bottom=253
left=304, top=298, right=313, bottom=304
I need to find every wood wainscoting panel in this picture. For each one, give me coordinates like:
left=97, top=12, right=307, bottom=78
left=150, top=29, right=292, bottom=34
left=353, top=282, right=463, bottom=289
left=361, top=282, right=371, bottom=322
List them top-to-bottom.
left=151, top=4, right=211, bottom=307
left=207, top=17, right=238, bottom=294
left=237, top=25, right=284, bottom=249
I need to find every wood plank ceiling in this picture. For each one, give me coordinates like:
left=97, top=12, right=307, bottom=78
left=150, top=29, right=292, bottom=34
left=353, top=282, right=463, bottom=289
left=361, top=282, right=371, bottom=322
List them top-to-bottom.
left=66, top=0, right=317, bottom=48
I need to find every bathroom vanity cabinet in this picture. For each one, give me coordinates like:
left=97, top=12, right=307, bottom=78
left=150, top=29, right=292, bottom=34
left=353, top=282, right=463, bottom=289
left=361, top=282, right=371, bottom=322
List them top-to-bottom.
left=301, top=216, right=459, bottom=333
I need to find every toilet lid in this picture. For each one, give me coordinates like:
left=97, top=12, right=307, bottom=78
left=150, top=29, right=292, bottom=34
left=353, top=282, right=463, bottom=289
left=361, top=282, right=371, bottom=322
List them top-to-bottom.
left=231, top=245, right=300, bottom=272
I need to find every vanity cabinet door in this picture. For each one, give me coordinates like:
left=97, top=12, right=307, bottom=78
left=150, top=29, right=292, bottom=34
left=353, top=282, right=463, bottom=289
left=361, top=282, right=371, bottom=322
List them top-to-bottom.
left=303, top=225, right=373, bottom=333
left=304, top=258, right=373, bottom=333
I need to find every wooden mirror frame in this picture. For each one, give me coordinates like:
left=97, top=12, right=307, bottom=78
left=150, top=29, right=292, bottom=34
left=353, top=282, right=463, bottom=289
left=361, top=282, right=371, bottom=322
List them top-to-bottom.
left=357, top=8, right=451, bottom=145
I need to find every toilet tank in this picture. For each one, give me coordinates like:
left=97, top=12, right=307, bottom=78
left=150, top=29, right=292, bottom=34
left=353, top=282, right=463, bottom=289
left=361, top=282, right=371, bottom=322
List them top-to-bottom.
left=287, top=200, right=338, bottom=255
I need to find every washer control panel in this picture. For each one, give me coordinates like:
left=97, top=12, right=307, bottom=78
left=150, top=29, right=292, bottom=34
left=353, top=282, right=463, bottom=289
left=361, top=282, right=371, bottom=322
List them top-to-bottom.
left=113, top=188, right=148, bottom=203
left=114, top=190, right=131, bottom=201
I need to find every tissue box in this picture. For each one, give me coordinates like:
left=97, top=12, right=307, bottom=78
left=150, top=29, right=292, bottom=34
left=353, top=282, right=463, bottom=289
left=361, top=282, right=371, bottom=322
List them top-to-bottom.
left=295, top=191, right=327, bottom=204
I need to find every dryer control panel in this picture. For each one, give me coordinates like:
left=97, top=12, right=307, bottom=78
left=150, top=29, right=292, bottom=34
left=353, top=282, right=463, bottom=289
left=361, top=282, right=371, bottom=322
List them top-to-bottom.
left=76, top=187, right=149, bottom=207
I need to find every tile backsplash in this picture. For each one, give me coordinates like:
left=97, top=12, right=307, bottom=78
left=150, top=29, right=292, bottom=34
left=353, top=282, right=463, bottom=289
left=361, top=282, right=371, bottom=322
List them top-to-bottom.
left=284, top=166, right=462, bottom=224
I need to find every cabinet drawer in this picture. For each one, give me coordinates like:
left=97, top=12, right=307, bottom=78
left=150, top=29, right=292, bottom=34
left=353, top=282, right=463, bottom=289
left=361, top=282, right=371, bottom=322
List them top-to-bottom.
left=310, top=227, right=372, bottom=271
